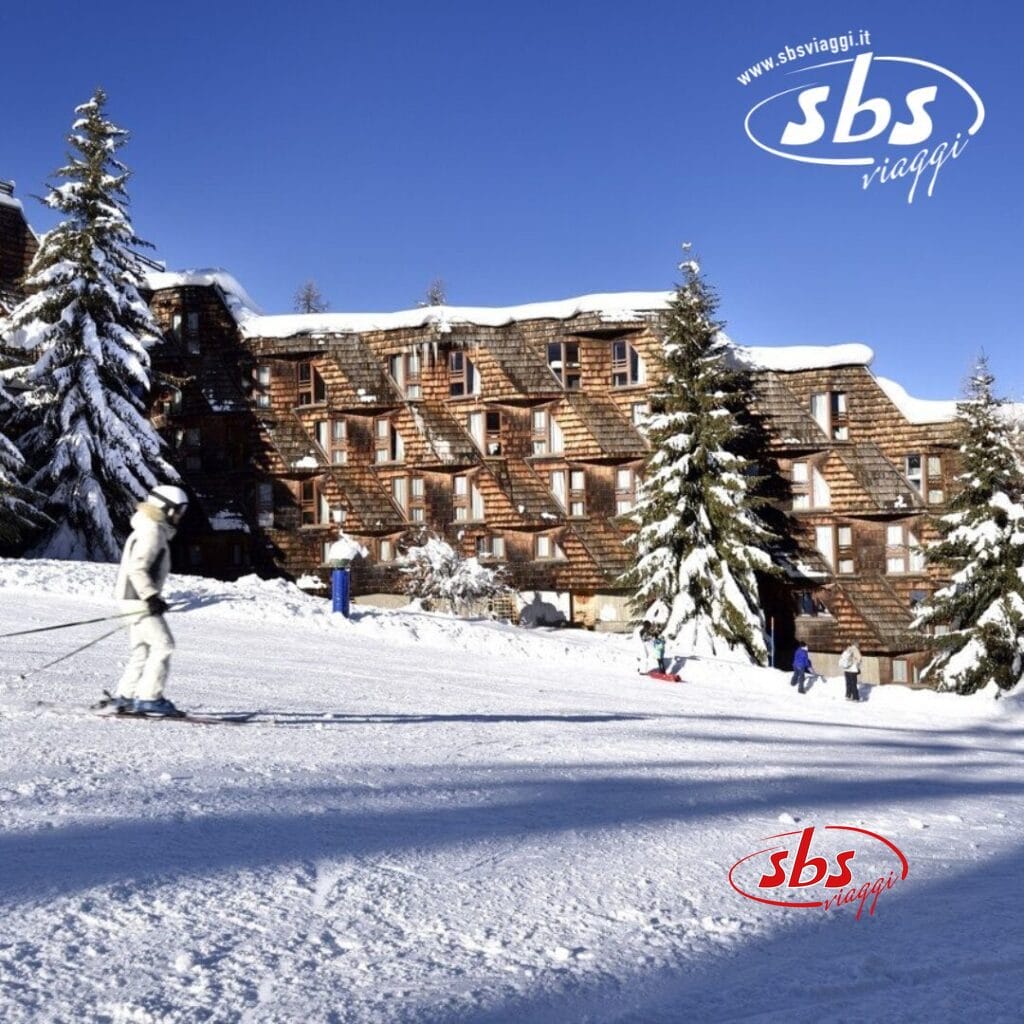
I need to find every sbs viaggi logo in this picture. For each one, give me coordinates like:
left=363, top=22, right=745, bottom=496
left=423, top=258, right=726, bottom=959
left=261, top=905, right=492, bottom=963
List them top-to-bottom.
left=738, top=31, right=985, bottom=203
left=728, top=825, right=909, bottom=922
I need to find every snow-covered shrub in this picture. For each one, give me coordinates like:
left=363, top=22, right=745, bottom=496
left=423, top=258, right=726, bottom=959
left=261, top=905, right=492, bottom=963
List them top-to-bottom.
left=397, top=534, right=510, bottom=613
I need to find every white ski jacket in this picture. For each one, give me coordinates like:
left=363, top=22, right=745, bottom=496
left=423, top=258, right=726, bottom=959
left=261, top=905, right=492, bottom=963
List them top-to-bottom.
left=113, top=504, right=175, bottom=603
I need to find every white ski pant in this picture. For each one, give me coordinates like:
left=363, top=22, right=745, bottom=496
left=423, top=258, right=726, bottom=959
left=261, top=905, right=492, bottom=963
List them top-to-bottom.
left=117, top=612, right=175, bottom=701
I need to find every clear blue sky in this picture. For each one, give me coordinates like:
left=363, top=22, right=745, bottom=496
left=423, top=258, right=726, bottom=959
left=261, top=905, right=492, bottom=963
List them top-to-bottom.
left=2, top=0, right=1019, bottom=399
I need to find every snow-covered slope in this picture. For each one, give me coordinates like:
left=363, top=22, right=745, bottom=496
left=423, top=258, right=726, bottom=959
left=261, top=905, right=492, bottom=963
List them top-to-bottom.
left=0, top=559, right=1020, bottom=1023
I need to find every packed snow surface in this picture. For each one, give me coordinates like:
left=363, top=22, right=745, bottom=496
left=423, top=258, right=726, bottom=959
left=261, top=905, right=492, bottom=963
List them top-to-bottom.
left=2, top=558, right=1020, bottom=1023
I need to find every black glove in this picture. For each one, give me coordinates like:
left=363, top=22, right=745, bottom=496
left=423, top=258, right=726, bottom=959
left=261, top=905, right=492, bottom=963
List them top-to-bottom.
left=146, top=595, right=170, bottom=616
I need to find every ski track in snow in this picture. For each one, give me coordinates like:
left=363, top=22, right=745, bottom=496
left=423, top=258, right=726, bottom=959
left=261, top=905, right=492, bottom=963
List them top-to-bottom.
left=0, top=558, right=1022, bottom=1023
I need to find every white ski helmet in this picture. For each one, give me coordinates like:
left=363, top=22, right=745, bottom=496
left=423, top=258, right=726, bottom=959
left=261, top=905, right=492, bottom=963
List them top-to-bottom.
left=147, top=484, right=189, bottom=523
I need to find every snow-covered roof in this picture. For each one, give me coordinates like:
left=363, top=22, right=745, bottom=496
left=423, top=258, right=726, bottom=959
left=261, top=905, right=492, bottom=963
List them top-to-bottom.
left=0, top=190, right=23, bottom=212
left=144, top=269, right=264, bottom=323
left=238, top=292, right=675, bottom=339
left=730, top=342, right=874, bottom=372
left=874, top=376, right=958, bottom=424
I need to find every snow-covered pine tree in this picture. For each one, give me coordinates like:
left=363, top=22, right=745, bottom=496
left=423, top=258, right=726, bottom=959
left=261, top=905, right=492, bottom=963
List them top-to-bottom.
left=0, top=88, right=176, bottom=560
left=621, top=251, right=774, bottom=663
left=913, top=356, right=1024, bottom=695
left=0, top=382, right=48, bottom=546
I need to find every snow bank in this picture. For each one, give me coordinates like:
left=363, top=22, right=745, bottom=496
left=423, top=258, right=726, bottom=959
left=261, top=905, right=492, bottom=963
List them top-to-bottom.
left=144, top=268, right=263, bottom=322
left=238, top=292, right=675, bottom=339
left=730, top=342, right=874, bottom=372
left=875, top=376, right=957, bottom=423
left=0, top=558, right=628, bottom=670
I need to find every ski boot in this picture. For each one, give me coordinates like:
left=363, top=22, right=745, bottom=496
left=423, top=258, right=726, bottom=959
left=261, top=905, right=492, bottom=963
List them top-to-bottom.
left=132, top=697, right=186, bottom=718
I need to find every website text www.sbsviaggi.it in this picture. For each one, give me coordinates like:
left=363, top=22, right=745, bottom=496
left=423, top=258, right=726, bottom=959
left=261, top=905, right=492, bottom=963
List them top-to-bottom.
left=735, top=27, right=984, bottom=203
left=737, top=29, right=873, bottom=85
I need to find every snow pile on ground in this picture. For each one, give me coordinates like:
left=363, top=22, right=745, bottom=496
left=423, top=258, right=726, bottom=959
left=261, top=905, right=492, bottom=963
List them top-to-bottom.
left=1, top=557, right=1021, bottom=1023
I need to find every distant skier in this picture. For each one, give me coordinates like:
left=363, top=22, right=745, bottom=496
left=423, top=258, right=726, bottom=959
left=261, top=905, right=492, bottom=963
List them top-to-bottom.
left=110, top=485, right=189, bottom=716
left=635, top=620, right=656, bottom=673
left=651, top=631, right=668, bottom=673
left=791, top=641, right=813, bottom=694
left=838, top=641, right=863, bottom=702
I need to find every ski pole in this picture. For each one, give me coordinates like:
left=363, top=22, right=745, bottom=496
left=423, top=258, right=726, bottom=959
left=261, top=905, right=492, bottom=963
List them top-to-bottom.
left=0, top=608, right=148, bottom=640
left=16, top=620, right=135, bottom=682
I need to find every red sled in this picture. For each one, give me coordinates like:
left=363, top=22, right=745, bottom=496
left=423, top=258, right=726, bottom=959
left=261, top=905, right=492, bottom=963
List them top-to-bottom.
left=648, top=670, right=684, bottom=683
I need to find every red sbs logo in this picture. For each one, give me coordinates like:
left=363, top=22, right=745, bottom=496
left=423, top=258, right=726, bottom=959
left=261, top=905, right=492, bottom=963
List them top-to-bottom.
left=729, top=825, right=909, bottom=921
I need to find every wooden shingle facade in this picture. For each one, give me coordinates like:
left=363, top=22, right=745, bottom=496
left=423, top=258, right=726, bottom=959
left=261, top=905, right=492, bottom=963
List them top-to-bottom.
left=0, top=182, right=37, bottom=316
left=138, top=278, right=960, bottom=684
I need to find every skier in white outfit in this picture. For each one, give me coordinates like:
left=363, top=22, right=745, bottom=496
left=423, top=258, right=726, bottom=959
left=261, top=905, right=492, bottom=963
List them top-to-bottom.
left=111, top=485, right=188, bottom=716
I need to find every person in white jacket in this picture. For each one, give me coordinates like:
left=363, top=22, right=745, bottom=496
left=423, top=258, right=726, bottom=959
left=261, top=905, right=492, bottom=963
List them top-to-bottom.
left=111, top=485, right=188, bottom=716
left=838, top=641, right=863, bottom=702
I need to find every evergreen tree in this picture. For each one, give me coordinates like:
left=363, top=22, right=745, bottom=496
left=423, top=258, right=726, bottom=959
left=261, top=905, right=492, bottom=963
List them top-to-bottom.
left=0, top=88, right=175, bottom=560
left=622, top=252, right=774, bottom=663
left=293, top=279, right=329, bottom=314
left=914, top=357, right=1024, bottom=694
left=0, top=382, right=47, bottom=546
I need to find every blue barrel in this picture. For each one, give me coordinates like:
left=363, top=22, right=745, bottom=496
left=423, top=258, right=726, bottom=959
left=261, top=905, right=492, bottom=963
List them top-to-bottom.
left=331, top=567, right=351, bottom=617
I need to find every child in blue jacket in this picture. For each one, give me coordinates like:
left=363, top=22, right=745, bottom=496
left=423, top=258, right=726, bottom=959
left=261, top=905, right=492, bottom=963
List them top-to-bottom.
left=791, top=642, right=813, bottom=694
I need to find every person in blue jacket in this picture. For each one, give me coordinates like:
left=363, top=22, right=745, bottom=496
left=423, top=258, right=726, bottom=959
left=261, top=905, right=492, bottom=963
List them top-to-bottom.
left=791, top=641, right=813, bottom=694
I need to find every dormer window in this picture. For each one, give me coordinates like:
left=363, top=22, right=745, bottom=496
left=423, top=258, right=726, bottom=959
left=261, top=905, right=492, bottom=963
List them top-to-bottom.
left=611, top=340, right=644, bottom=387
left=547, top=341, right=581, bottom=389
left=388, top=351, right=422, bottom=400
left=449, top=351, right=480, bottom=398
left=297, top=362, right=326, bottom=406
left=810, top=391, right=848, bottom=440
left=531, top=409, right=564, bottom=455
left=468, top=410, right=503, bottom=455
left=374, top=418, right=405, bottom=464
left=315, top=420, right=347, bottom=464
left=906, top=454, right=944, bottom=504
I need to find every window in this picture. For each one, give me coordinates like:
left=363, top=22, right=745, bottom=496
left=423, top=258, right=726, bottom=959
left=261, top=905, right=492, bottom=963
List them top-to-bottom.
left=186, top=312, right=200, bottom=355
left=171, top=314, right=182, bottom=340
left=611, top=339, right=644, bottom=387
left=548, top=341, right=581, bottom=389
left=388, top=351, right=422, bottom=400
left=448, top=351, right=480, bottom=398
left=297, top=362, right=326, bottom=406
left=254, top=365, right=271, bottom=408
left=155, top=387, right=182, bottom=419
left=811, top=391, right=848, bottom=439
left=631, top=402, right=650, bottom=427
left=531, top=409, right=563, bottom=455
left=467, top=410, right=503, bottom=456
left=485, top=410, right=502, bottom=455
left=374, top=418, right=404, bottom=464
left=315, top=420, right=347, bottom=464
left=906, top=453, right=944, bottom=504
left=791, top=461, right=830, bottom=509
left=615, top=467, right=636, bottom=514
left=550, top=469, right=566, bottom=509
left=569, top=469, right=586, bottom=517
left=453, top=475, right=483, bottom=521
left=391, top=476, right=408, bottom=516
left=410, top=476, right=426, bottom=522
left=298, top=479, right=329, bottom=526
left=886, top=523, right=924, bottom=574
left=837, top=524, right=854, bottom=574
left=815, top=525, right=835, bottom=569
left=535, top=534, right=567, bottom=560
left=476, top=535, right=506, bottom=560
left=378, top=537, right=396, bottom=562
left=892, top=659, right=908, bottom=684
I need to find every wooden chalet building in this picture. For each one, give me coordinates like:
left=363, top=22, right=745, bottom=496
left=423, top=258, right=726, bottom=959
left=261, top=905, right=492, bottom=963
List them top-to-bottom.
left=0, top=182, right=37, bottom=316
left=0, top=189, right=964, bottom=684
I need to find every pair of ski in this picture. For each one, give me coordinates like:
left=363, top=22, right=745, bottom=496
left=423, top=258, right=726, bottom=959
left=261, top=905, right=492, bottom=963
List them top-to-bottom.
left=91, top=691, right=256, bottom=725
